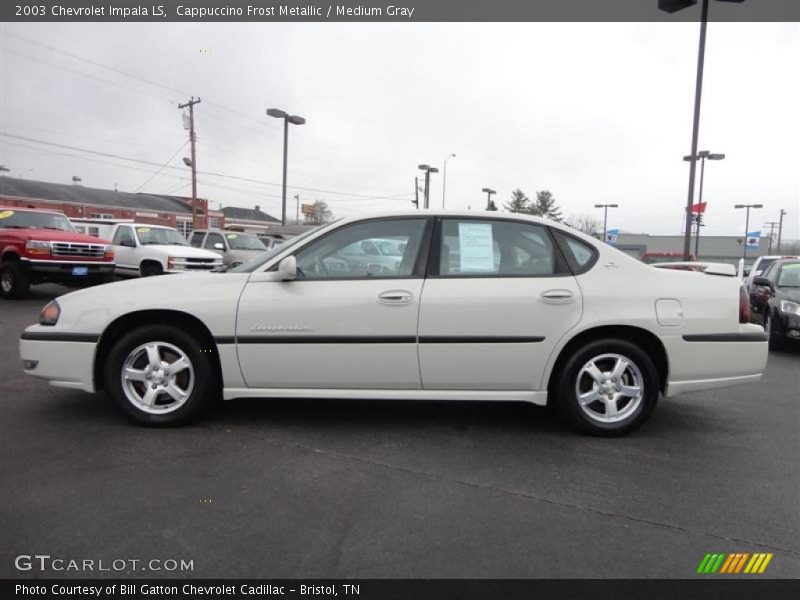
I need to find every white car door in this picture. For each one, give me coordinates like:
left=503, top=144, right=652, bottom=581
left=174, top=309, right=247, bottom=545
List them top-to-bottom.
left=236, top=217, right=433, bottom=389
left=418, top=217, right=585, bottom=391
left=111, top=225, right=138, bottom=275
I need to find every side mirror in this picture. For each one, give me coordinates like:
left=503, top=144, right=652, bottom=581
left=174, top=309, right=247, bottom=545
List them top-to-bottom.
left=120, top=239, right=135, bottom=248
left=214, top=242, right=225, bottom=251
left=278, top=256, right=297, bottom=281
left=752, top=277, right=773, bottom=291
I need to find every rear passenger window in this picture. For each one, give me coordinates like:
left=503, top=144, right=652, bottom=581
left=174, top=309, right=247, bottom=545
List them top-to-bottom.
left=438, top=219, right=556, bottom=277
left=553, top=230, right=598, bottom=274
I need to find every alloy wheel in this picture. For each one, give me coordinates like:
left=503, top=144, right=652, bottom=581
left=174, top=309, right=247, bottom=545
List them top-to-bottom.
left=120, top=341, right=194, bottom=414
left=574, top=353, right=644, bottom=424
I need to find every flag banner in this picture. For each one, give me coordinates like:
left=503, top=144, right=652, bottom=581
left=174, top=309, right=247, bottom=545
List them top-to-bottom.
left=691, top=202, right=707, bottom=213
left=605, top=229, right=620, bottom=245
left=746, top=231, right=761, bottom=249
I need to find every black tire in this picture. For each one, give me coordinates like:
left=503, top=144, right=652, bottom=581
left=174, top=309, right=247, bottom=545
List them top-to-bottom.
left=0, top=260, right=31, bottom=299
left=140, top=262, right=163, bottom=277
left=764, top=312, right=784, bottom=351
left=104, top=324, right=216, bottom=426
left=554, top=338, right=659, bottom=437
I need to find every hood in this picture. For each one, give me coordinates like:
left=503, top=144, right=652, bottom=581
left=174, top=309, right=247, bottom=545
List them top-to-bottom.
left=2, top=227, right=112, bottom=244
left=141, top=244, right=222, bottom=259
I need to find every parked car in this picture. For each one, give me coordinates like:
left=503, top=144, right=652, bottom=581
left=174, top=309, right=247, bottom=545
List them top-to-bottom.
left=1, top=207, right=115, bottom=299
left=20, top=210, right=767, bottom=435
left=78, top=221, right=223, bottom=277
left=189, top=229, right=268, bottom=267
left=640, top=251, right=699, bottom=271
left=744, top=255, right=800, bottom=292
left=749, top=258, right=800, bottom=349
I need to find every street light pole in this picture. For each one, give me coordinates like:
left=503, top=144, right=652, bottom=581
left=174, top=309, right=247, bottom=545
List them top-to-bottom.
left=659, top=0, right=746, bottom=260
left=267, top=108, right=306, bottom=226
left=683, top=150, right=724, bottom=259
left=442, top=153, right=455, bottom=208
left=418, top=164, right=439, bottom=209
left=481, top=188, right=496, bottom=210
left=594, top=203, right=619, bottom=242
left=735, top=203, right=762, bottom=265
left=776, top=209, right=787, bottom=254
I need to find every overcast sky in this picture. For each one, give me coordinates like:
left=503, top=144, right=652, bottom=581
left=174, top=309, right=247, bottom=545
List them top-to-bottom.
left=0, top=22, right=797, bottom=238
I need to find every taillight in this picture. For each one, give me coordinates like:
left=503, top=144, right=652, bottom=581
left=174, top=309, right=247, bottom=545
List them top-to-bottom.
left=739, top=285, right=750, bottom=324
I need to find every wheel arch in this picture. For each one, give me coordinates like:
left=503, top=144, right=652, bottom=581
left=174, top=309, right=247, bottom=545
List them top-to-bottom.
left=1, top=249, right=21, bottom=262
left=139, top=259, right=164, bottom=274
left=93, top=309, right=222, bottom=393
left=546, top=325, right=669, bottom=396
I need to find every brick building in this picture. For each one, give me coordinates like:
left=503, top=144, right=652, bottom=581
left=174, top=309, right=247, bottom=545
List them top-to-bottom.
left=0, top=177, right=223, bottom=238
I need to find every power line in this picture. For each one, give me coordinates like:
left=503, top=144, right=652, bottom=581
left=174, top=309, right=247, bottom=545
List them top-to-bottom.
left=0, top=132, right=413, bottom=200
left=133, top=141, right=188, bottom=193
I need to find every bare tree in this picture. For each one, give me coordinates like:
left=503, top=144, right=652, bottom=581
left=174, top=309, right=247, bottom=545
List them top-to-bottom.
left=564, top=213, right=602, bottom=236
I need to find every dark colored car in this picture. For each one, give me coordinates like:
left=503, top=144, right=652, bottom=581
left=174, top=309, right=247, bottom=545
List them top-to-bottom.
left=750, top=259, right=800, bottom=350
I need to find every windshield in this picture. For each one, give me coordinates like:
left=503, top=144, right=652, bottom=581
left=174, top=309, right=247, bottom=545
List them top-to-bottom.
left=0, top=209, right=77, bottom=232
left=227, top=225, right=328, bottom=273
left=135, top=226, right=189, bottom=246
left=224, top=233, right=267, bottom=251
left=755, top=258, right=777, bottom=272
left=777, top=264, right=800, bottom=287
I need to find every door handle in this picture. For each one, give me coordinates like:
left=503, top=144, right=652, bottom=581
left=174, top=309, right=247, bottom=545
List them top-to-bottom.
left=539, top=289, right=575, bottom=304
left=378, top=290, right=414, bottom=304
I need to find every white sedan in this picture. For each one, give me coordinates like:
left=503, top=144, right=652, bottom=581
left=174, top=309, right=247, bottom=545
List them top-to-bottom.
left=19, top=211, right=768, bottom=435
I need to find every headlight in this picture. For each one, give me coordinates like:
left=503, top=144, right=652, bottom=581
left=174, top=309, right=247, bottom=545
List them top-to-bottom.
left=25, top=240, right=50, bottom=256
left=104, top=244, right=115, bottom=259
left=167, top=257, right=184, bottom=270
left=39, top=300, right=60, bottom=326
left=779, top=300, right=800, bottom=316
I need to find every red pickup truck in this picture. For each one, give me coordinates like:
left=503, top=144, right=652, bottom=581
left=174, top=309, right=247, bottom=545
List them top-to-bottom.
left=0, top=207, right=116, bottom=299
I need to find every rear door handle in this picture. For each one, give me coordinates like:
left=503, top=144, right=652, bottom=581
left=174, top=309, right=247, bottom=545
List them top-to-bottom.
left=539, top=289, right=575, bottom=304
left=378, top=290, right=414, bottom=304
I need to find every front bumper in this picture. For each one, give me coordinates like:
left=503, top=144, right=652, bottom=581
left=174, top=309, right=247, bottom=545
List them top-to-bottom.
left=21, top=258, right=115, bottom=276
left=774, top=312, right=800, bottom=341
left=661, top=325, right=768, bottom=397
left=19, top=330, right=98, bottom=393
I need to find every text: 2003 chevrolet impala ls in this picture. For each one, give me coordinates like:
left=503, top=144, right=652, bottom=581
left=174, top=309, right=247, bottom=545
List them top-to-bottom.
left=19, top=211, right=768, bottom=435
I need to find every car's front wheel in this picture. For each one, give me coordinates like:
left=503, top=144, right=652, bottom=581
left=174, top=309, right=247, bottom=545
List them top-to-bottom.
left=0, top=260, right=30, bottom=299
left=764, top=311, right=783, bottom=351
left=104, top=325, right=215, bottom=426
left=554, top=339, right=659, bottom=436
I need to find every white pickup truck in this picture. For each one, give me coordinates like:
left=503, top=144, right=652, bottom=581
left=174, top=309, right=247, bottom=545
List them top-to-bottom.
left=73, top=220, right=222, bottom=277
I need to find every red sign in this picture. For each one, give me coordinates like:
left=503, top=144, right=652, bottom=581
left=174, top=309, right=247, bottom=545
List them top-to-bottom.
left=691, top=202, right=707, bottom=214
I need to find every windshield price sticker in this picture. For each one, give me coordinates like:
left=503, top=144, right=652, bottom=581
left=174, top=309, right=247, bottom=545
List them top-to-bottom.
left=0, top=210, right=14, bottom=219
left=458, top=222, right=495, bottom=272
left=137, top=227, right=151, bottom=233
left=226, top=234, right=238, bottom=239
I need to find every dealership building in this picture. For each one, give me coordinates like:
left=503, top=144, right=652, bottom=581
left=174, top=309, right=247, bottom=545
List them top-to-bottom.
left=0, top=178, right=278, bottom=238
left=612, top=233, right=768, bottom=266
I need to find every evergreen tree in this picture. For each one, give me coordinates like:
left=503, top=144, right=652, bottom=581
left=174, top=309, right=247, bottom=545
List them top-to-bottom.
left=503, top=188, right=530, bottom=213
left=528, top=190, right=562, bottom=221
left=486, top=199, right=498, bottom=211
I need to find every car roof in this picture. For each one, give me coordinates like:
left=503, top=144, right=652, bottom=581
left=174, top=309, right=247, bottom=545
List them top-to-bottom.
left=0, top=206, right=65, bottom=216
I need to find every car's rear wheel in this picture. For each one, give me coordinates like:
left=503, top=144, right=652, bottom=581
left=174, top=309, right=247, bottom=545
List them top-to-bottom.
left=0, top=260, right=30, bottom=299
left=104, top=325, right=214, bottom=426
left=555, top=339, right=659, bottom=436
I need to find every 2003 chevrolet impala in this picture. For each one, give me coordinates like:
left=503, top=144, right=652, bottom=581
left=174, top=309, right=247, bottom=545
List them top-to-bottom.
left=19, top=211, right=768, bottom=435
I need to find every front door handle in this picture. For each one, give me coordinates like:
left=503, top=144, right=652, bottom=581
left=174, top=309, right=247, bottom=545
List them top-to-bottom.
left=539, top=289, right=575, bottom=304
left=378, top=290, right=414, bottom=304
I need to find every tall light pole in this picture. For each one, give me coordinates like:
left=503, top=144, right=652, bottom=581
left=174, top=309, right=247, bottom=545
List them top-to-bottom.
left=659, top=0, right=746, bottom=260
left=267, top=108, right=306, bottom=226
left=683, top=150, right=724, bottom=258
left=442, top=153, right=456, bottom=208
left=418, top=164, right=438, bottom=209
left=481, top=188, right=496, bottom=210
left=594, top=203, right=619, bottom=243
left=735, top=203, right=762, bottom=265
left=776, top=209, right=787, bottom=254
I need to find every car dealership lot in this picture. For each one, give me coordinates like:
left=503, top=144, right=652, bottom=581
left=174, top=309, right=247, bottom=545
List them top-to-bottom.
left=1, top=285, right=798, bottom=579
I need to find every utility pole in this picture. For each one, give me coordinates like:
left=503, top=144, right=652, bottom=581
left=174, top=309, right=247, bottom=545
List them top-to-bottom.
left=178, top=97, right=201, bottom=229
left=417, top=165, right=438, bottom=209
left=413, top=177, right=419, bottom=209
left=294, top=194, right=300, bottom=224
left=594, top=203, right=619, bottom=244
left=735, top=203, right=762, bottom=265
left=776, top=209, right=787, bottom=254
left=764, top=220, right=780, bottom=254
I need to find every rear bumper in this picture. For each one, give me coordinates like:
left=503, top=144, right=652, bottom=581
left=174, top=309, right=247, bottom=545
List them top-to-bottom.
left=662, top=326, right=768, bottom=397
left=19, top=331, right=98, bottom=393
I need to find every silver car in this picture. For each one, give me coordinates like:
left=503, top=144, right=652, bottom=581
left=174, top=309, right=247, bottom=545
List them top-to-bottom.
left=189, top=229, right=268, bottom=267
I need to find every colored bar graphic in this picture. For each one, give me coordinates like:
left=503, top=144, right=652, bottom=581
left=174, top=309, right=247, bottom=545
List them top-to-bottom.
left=697, top=552, right=773, bottom=574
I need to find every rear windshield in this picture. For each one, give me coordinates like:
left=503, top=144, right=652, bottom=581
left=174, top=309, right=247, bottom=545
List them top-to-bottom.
left=0, top=209, right=77, bottom=232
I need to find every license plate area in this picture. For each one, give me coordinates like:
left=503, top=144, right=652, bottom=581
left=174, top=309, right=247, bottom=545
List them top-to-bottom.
left=72, top=266, right=89, bottom=276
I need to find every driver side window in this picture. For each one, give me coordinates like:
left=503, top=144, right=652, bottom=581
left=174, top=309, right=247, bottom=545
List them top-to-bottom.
left=294, top=219, right=427, bottom=279
left=113, top=226, right=135, bottom=246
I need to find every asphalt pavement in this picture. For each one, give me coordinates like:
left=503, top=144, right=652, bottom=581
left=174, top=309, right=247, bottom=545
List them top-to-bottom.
left=1, top=284, right=798, bottom=579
